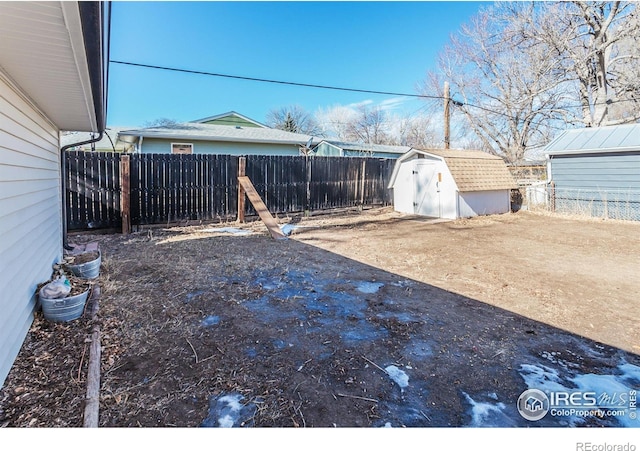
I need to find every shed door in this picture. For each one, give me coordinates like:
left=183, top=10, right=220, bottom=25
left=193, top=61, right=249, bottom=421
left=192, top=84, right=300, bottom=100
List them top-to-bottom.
left=414, top=161, right=440, bottom=217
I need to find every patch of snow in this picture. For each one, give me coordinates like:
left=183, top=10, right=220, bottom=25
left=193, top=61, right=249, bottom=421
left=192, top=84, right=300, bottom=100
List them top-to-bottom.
left=280, top=224, right=300, bottom=236
left=202, top=227, right=252, bottom=236
left=391, top=280, right=414, bottom=288
left=356, top=281, right=384, bottom=294
left=185, top=290, right=205, bottom=302
left=201, top=315, right=220, bottom=327
left=402, top=340, right=433, bottom=360
left=519, top=363, right=567, bottom=394
left=619, top=363, right=640, bottom=384
left=385, top=365, right=409, bottom=390
left=200, top=392, right=257, bottom=428
left=463, top=392, right=509, bottom=427
left=217, top=394, right=243, bottom=427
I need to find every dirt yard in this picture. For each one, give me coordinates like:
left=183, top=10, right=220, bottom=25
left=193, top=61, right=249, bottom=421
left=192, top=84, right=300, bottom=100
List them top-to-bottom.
left=1, top=208, right=639, bottom=428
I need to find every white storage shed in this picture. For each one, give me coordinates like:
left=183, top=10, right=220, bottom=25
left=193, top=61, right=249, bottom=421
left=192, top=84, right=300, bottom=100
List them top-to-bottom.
left=388, top=149, right=517, bottom=219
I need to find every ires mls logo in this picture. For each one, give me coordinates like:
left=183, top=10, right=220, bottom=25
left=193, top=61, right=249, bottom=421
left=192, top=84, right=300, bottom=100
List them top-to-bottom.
left=517, top=388, right=638, bottom=422
left=517, top=389, right=550, bottom=421
left=549, top=391, right=598, bottom=406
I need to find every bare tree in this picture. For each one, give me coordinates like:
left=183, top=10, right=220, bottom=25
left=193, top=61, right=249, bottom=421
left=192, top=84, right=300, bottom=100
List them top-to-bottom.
left=423, top=1, right=640, bottom=162
left=529, top=1, right=640, bottom=126
left=423, top=2, right=571, bottom=163
left=315, top=103, right=396, bottom=145
left=315, top=104, right=358, bottom=141
left=345, top=104, right=394, bottom=144
left=265, top=105, right=322, bottom=135
left=394, top=114, right=439, bottom=148
left=143, top=117, right=179, bottom=128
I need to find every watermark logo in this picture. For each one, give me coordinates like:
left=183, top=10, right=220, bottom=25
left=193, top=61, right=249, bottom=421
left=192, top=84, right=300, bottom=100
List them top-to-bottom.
left=517, top=388, right=550, bottom=421
left=517, top=388, right=638, bottom=422
left=576, top=443, right=637, bottom=451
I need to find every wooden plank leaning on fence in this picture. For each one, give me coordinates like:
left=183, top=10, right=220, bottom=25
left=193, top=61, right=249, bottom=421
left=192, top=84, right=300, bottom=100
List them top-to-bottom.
left=237, top=175, right=286, bottom=240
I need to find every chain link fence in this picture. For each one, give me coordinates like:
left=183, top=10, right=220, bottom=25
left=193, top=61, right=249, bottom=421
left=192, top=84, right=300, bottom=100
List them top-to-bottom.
left=516, top=182, right=640, bottom=222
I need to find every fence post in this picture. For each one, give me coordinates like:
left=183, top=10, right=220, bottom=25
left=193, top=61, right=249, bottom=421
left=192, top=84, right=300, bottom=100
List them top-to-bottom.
left=120, top=155, right=131, bottom=234
left=305, top=155, right=311, bottom=217
left=237, top=156, right=246, bottom=223
left=359, top=158, right=366, bottom=211
left=550, top=181, right=556, bottom=212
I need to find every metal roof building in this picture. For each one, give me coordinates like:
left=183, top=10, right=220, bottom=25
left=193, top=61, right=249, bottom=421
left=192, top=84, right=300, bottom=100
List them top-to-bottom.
left=544, top=124, right=640, bottom=221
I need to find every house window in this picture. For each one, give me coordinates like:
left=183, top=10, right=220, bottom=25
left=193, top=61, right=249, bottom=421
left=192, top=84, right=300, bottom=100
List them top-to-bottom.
left=171, top=143, right=193, bottom=154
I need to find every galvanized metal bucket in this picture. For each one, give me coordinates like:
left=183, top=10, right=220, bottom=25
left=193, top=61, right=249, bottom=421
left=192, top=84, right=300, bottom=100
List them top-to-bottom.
left=67, top=251, right=101, bottom=280
left=40, top=289, right=90, bottom=322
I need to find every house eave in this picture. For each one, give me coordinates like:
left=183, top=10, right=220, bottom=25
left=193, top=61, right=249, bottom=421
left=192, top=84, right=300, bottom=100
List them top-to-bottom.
left=0, top=1, right=107, bottom=132
left=545, top=146, right=640, bottom=157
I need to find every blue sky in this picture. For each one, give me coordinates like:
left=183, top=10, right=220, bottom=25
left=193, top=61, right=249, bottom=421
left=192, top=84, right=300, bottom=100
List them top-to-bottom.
left=107, top=1, right=490, bottom=127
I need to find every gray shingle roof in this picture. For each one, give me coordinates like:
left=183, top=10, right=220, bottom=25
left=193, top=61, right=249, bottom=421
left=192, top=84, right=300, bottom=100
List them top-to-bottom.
left=119, top=122, right=319, bottom=146
left=544, top=123, right=640, bottom=155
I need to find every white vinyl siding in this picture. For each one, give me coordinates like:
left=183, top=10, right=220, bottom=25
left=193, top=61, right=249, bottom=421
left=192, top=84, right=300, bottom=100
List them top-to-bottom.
left=0, top=73, right=62, bottom=387
left=458, top=190, right=511, bottom=218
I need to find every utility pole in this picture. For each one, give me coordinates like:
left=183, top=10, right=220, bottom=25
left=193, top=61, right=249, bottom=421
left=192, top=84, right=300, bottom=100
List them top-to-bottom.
left=444, top=81, right=450, bottom=149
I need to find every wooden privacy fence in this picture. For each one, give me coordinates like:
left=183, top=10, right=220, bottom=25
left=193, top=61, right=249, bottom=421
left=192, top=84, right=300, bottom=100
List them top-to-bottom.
left=65, top=151, right=121, bottom=230
left=65, top=152, right=395, bottom=231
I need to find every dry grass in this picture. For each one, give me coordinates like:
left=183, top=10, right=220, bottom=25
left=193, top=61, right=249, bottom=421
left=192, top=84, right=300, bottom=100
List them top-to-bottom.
left=2, top=207, right=639, bottom=428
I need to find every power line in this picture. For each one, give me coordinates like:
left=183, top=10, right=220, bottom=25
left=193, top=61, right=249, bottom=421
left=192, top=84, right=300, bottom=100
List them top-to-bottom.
left=110, top=59, right=529, bottom=121
left=111, top=59, right=639, bottom=127
left=110, top=60, right=445, bottom=101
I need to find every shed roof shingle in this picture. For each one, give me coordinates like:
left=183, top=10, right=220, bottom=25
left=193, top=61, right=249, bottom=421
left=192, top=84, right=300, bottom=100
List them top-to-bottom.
left=418, top=149, right=517, bottom=192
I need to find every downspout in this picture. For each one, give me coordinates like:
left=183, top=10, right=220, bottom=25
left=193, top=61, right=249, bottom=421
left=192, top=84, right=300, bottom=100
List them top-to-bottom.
left=61, top=1, right=109, bottom=250
left=60, top=132, right=103, bottom=250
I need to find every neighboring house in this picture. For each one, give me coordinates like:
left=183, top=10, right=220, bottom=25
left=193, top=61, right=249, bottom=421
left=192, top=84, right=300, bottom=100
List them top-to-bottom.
left=0, top=1, right=108, bottom=387
left=61, top=112, right=266, bottom=153
left=118, top=112, right=407, bottom=158
left=100, top=113, right=410, bottom=159
left=119, top=119, right=320, bottom=156
left=544, top=124, right=640, bottom=221
left=61, top=126, right=137, bottom=153
left=313, top=140, right=411, bottom=159
left=388, top=149, right=517, bottom=219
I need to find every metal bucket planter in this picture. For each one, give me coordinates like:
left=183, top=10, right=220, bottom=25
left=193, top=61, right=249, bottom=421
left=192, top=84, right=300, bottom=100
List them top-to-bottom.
left=66, top=251, right=101, bottom=280
left=39, top=289, right=90, bottom=322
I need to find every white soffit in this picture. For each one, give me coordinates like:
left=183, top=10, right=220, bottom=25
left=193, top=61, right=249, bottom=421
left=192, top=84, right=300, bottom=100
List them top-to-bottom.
left=0, top=1, right=97, bottom=131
